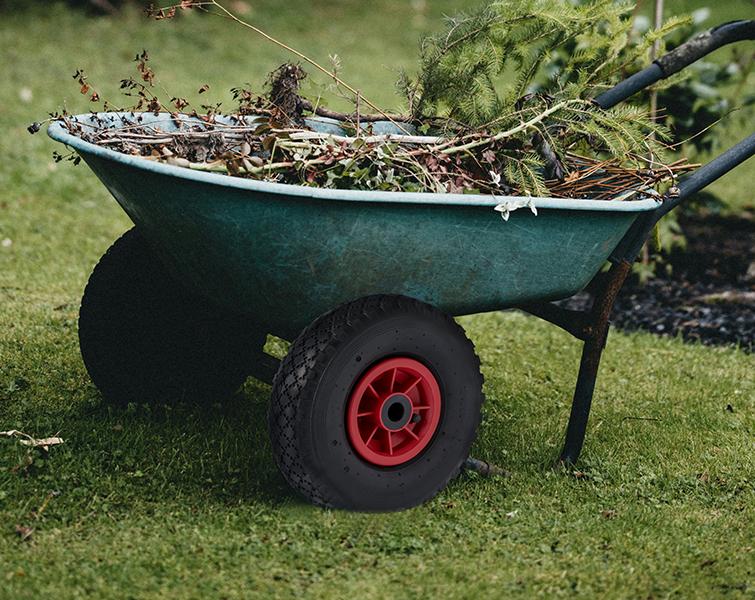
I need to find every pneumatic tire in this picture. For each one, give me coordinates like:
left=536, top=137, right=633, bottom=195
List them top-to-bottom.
left=78, top=228, right=262, bottom=406
left=268, top=294, right=484, bottom=511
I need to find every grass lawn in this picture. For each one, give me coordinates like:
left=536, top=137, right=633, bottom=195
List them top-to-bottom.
left=1, top=2, right=754, bottom=598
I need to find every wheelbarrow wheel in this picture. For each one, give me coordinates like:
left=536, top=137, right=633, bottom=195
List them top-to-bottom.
left=79, top=228, right=261, bottom=406
left=268, top=295, right=484, bottom=510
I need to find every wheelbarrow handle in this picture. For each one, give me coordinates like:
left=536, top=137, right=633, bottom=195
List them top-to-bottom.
left=595, top=20, right=755, bottom=109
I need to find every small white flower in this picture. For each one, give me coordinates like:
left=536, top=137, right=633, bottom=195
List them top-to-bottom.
left=489, top=170, right=501, bottom=185
left=494, top=197, right=539, bottom=221
left=527, top=198, right=538, bottom=216
left=496, top=205, right=512, bottom=221
left=1, top=238, right=12, bottom=248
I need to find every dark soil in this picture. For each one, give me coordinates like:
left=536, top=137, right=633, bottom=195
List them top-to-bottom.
left=563, top=212, right=755, bottom=352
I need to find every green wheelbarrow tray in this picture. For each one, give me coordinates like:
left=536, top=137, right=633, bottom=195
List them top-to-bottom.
left=45, top=20, right=754, bottom=510
left=47, top=112, right=660, bottom=340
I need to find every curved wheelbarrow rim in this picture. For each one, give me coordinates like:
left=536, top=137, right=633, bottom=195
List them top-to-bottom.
left=47, top=113, right=662, bottom=213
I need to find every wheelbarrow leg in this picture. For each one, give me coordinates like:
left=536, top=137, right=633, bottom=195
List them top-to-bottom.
left=520, top=259, right=633, bottom=464
left=559, top=260, right=632, bottom=465
left=560, top=332, right=609, bottom=463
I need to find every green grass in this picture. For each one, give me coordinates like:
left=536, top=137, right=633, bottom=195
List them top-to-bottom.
left=1, top=2, right=754, bottom=598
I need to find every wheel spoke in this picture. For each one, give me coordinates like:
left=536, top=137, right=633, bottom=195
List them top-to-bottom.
left=389, top=368, right=398, bottom=392
left=403, top=376, right=422, bottom=394
left=366, top=383, right=380, bottom=399
left=414, top=405, right=431, bottom=410
left=357, top=411, right=372, bottom=418
left=365, top=426, right=379, bottom=446
left=404, top=426, right=419, bottom=440
left=386, top=430, right=394, bottom=455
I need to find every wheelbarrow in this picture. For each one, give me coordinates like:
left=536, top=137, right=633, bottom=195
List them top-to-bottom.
left=48, top=21, right=755, bottom=510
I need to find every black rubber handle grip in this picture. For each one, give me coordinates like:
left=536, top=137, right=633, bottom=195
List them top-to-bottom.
left=595, top=20, right=755, bottom=109
left=656, top=20, right=755, bottom=76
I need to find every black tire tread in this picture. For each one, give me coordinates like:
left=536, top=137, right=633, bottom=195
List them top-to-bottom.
left=268, top=294, right=484, bottom=508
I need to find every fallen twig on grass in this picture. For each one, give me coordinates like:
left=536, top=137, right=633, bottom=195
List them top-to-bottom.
left=1, top=430, right=64, bottom=451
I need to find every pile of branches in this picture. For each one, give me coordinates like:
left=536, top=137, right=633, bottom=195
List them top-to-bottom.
left=49, top=0, right=701, bottom=201
left=66, top=104, right=692, bottom=201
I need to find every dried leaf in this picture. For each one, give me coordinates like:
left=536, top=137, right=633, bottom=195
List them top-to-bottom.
left=19, top=437, right=64, bottom=450
left=14, top=525, right=33, bottom=541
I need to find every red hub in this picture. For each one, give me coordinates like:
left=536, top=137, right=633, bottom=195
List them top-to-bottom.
left=346, top=357, right=442, bottom=467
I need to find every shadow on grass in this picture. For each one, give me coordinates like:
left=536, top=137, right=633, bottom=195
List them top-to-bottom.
left=1, top=317, right=565, bottom=514
left=42, top=374, right=533, bottom=511
left=33, top=378, right=305, bottom=510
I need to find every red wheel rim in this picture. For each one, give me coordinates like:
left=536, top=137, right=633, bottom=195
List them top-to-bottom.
left=346, top=357, right=442, bottom=467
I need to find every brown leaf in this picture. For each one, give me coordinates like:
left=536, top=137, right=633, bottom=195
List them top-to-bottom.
left=198, top=84, right=210, bottom=94
left=147, top=98, right=162, bottom=114
left=14, top=525, right=33, bottom=541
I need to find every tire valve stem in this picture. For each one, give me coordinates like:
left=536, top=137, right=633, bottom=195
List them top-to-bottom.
left=411, top=413, right=421, bottom=423
left=464, top=457, right=510, bottom=478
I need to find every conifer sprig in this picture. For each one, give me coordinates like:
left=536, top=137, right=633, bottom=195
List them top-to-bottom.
left=397, top=0, right=690, bottom=192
